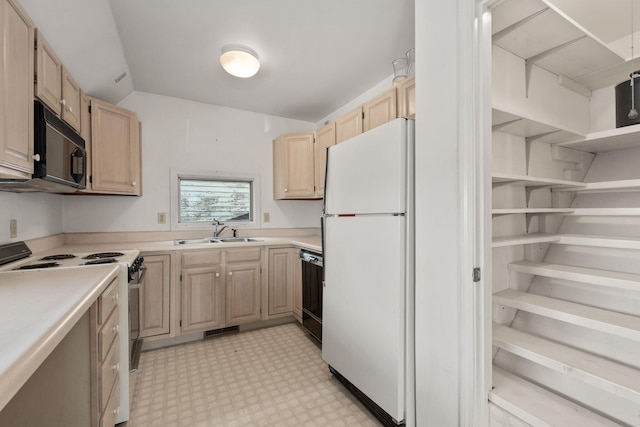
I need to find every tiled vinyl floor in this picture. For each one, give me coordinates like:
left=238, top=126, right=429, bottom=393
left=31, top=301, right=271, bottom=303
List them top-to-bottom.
left=126, top=323, right=383, bottom=427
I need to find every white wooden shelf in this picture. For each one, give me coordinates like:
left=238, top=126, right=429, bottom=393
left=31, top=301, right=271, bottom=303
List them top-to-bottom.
left=492, top=0, right=624, bottom=92
left=492, top=108, right=584, bottom=144
left=556, top=124, right=640, bottom=153
left=493, top=172, right=585, bottom=188
left=554, top=179, right=640, bottom=193
left=492, top=208, right=574, bottom=216
left=567, top=208, right=640, bottom=216
left=492, top=233, right=559, bottom=248
left=557, top=234, right=640, bottom=250
left=508, top=261, right=640, bottom=291
left=493, top=289, right=640, bottom=341
left=493, top=324, right=640, bottom=403
left=490, top=367, right=620, bottom=427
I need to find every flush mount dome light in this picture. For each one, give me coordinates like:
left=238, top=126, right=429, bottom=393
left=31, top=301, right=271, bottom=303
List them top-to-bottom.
left=220, top=45, right=260, bottom=78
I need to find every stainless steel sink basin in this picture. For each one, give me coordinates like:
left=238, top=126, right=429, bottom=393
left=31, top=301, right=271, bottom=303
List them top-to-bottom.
left=174, top=237, right=263, bottom=245
left=212, top=237, right=263, bottom=243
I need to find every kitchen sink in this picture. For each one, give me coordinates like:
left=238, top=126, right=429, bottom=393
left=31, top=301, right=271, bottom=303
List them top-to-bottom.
left=173, top=237, right=263, bottom=245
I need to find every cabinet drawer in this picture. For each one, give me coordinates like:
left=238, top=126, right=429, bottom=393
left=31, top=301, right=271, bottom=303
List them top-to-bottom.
left=226, top=247, right=261, bottom=262
left=182, top=250, right=222, bottom=267
left=99, top=279, right=119, bottom=325
left=99, top=306, right=119, bottom=362
left=100, top=338, right=120, bottom=407
left=100, top=375, right=120, bottom=427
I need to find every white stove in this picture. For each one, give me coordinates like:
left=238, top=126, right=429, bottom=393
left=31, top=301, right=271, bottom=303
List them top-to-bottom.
left=0, top=243, right=142, bottom=424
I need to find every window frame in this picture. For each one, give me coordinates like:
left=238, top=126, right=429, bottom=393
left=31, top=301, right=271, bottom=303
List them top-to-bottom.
left=171, top=170, right=261, bottom=230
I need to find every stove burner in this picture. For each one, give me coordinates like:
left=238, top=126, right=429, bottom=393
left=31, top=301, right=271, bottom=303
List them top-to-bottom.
left=83, top=252, right=125, bottom=260
left=40, top=254, right=76, bottom=261
left=84, top=258, right=117, bottom=265
left=14, top=262, right=60, bottom=270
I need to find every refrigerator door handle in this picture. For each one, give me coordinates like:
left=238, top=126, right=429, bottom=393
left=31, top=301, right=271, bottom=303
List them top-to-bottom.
left=321, top=215, right=326, bottom=284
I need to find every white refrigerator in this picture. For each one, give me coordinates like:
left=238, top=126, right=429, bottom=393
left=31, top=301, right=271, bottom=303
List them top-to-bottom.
left=322, top=117, right=415, bottom=426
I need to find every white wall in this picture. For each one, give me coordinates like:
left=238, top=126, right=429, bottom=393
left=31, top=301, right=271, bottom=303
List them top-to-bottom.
left=63, top=92, right=323, bottom=233
left=0, top=193, right=62, bottom=244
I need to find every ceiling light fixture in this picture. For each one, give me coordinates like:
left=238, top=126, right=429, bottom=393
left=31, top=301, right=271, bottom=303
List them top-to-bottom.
left=220, top=45, right=260, bottom=78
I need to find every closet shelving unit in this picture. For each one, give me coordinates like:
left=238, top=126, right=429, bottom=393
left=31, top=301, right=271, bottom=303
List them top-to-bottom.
left=489, top=0, right=640, bottom=424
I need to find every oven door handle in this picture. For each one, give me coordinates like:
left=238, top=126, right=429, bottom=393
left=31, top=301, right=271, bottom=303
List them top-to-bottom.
left=129, top=266, right=147, bottom=289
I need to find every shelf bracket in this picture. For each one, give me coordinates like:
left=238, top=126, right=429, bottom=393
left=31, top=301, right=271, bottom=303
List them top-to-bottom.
left=493, top=7, right=549, bottom=43
left=524, top=35, right=587, bottom=97
left=492, top=118, right=522, bottom=133
left=525, top=130, right=561, bottom=144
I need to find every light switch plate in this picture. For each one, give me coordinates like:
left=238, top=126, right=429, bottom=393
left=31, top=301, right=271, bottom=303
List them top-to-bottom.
left=158, top=212, right=167, bottom=224
left=263, top=212, right=270, bottom=223
left=10, top=219, right=17, bottom=238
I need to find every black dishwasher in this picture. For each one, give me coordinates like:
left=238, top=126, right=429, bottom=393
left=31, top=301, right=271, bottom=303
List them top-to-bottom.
left=299, top=249, right=323, bottom=342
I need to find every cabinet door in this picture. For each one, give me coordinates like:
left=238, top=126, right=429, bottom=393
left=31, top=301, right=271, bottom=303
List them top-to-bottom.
left=0, top=0, right=34, bottom=178
left=34, top=30, right=62, bottom=115
left=61, top=68, right=81, bottom=131
left=397, top=77, right=415, bottom=119
left=363, top=87, right=397, bottom=132
left=90, top=98, right=141, bottom=195
left=335, top=106, right=363, bottom=144
left=314, top=122, right=335, bottom=197
left=272, top=131, right=316, bottom=199
left=268, top=248, right=295, bottom=316
left=140, top=254, right=171, bottom=338
left=292, top=255, right=303, bottom=323
left=226, top=261, right=261, bottom=325
left=181, top=266, right=224, bottom=333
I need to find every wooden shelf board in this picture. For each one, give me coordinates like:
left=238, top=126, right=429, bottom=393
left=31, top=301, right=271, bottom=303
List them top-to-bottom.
left=492, top=0, right=624, bottom=88
left=492, top=109, right=584, bottom=143
left=556, top=124, right=640, bottom=153
left=493, top=172, right=585, bottom=188
left=554, top=179, right=640, bottom=193
left=492, top=208, right=574, bottom=215
left=567, top=208, right=640, bottom=216
left=493, top=233, right=560, bottom=248
left=557, top=234, right=640, bottom=250
left=508, top=261, right=640, bottom=291
left=493, top=289, right=640, bottom=341
left=493, top=324, right=640, bottom=403
left=490, top=367, right=620, bottom=427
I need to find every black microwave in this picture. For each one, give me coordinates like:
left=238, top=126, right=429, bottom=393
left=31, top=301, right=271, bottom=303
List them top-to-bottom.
left=33, top=100, right=86, bottom=191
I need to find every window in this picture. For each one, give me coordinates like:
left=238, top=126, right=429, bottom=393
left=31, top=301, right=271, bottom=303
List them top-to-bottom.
left=174, top=172, right=259, bottom=228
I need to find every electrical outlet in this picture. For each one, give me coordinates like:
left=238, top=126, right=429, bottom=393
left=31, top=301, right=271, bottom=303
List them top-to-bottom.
left=158, top=212, right=167, bottom=224
left=263, top=212, right=270, bottom=223
left=10, top=219, right=17, bottom=238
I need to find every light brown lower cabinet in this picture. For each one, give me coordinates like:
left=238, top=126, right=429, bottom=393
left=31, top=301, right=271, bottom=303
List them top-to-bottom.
left=267, top=248, right=296, bottom=317
left=139, top=254, right=171, bottom=338
left=292, top=255, right=303, bottom=323
left=181, top=264, right=225, bottom=333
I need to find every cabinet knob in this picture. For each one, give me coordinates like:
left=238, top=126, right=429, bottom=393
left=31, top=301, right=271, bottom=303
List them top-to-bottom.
left=60, top=99, right=66, bottom=106
left=66, top=106, right=72, bottom=113
left=32, top=154, right=41, bottom=162
left=132, top=181, right=137, bottom=187
left=284, top=188, right=288, bottom=192
left=215, top=272, right=220, bottom=277
left=228, top=272, right=233, bottom=276
left=113, top=293, right=119, bottom=302
left=112, top=325, right=119, bottom=334
left=113, top=362, right=120, bottom=371
left=113, top=406, right=120, bottom=415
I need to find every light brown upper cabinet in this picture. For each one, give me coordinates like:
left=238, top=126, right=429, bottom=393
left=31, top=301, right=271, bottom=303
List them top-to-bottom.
left=0, top=0, right=35, bottom=179
left=34, top=30, right=81, bottom=132
left=397, top=77, right=415, bottom=119
left=363, top=87, right=397, bottom=132
left=89, top=98, right=142, bottom=196
left=335, top=106, right=363, bottom=144
left=314, top=122, right=335, bottom=197
left=273, top=131, right=317, bottom=199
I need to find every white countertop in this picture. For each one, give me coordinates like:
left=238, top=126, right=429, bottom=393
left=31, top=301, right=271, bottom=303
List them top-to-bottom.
left=39, top=235, right=323, bottom=256
left=0, top=264, right=119, bottom=412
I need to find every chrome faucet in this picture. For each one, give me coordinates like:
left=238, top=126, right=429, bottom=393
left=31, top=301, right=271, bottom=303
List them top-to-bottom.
left=212, top=219, right=228, bottom=238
